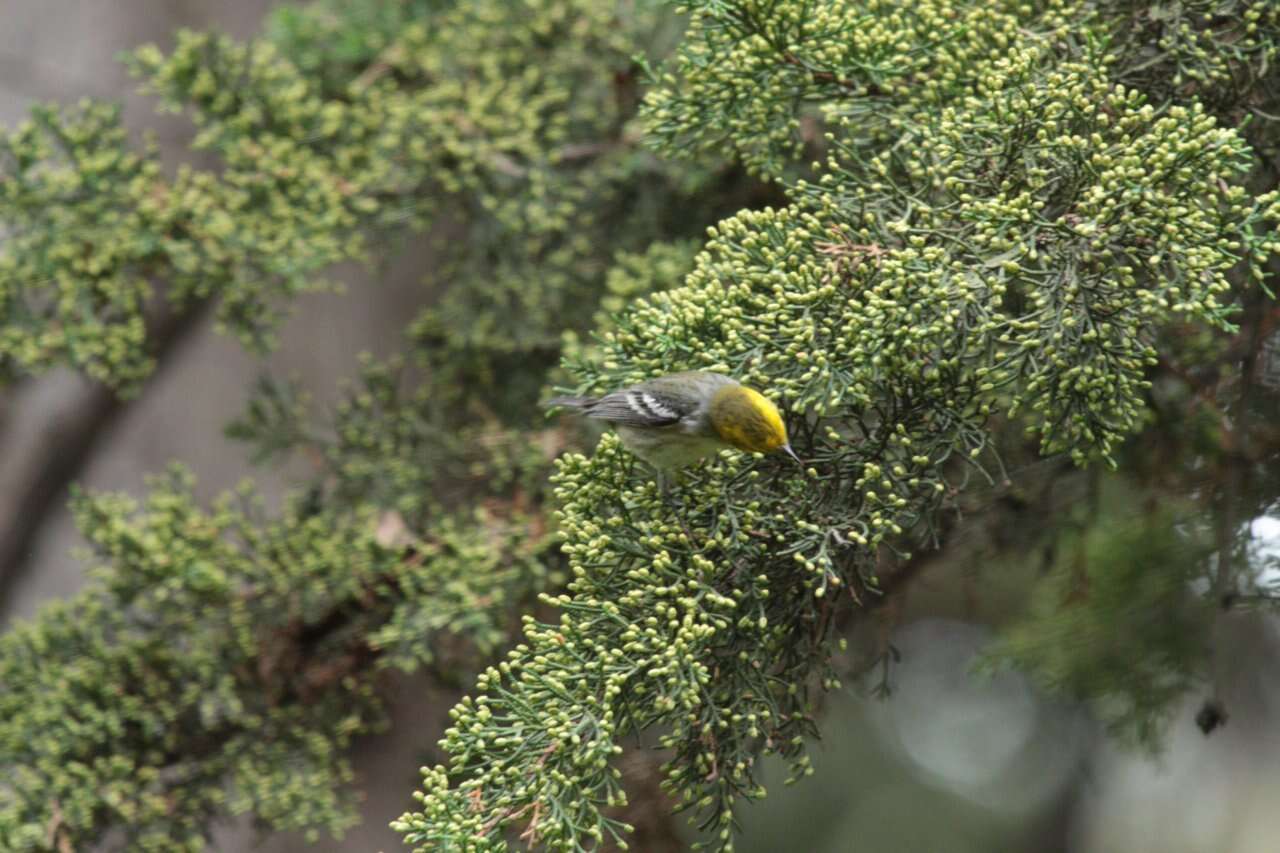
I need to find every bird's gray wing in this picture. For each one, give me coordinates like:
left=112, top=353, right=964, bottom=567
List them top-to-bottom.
left=582, top=387, right=697, bottom=428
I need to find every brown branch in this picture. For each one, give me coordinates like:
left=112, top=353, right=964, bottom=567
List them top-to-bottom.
left=780, top=51, right=886, bottom=97
left=0, top=298, right=212, bottom=610
left=0, top=374, right=28, bottom=455
left=612, top=750, right=685, bottom=853
left=45, top=799, right=73, bottom=853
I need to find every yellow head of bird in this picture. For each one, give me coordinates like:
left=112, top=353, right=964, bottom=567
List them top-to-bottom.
left=708, top=385, right=798, bottom=462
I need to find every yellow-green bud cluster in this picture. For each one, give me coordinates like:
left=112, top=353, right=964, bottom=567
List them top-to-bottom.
left=402, top=0, right=1280, bottom=850
left=643, top=0, right=1077, bottom=178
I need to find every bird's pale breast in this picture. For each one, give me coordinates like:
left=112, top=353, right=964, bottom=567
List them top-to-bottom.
left=616, top=425, right=724, bottom=470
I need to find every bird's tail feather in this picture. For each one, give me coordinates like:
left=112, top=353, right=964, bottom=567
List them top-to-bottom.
left=545, top=395, right=593, bottom=410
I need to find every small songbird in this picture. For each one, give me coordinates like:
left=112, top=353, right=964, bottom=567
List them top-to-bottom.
left=546, top=370, right=800, bottom=488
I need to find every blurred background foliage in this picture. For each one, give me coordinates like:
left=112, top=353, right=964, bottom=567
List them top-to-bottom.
left=0, top=0, right=1279, bottom=851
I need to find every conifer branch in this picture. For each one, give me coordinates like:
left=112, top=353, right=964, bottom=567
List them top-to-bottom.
left=0, top=298, right=211, bottom=609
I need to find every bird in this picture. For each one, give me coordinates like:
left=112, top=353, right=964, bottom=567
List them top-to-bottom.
left=546, top=370, right=800, bottom=490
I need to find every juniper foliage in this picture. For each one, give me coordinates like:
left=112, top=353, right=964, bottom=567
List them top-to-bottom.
left=0, top=0, right=744, bottom=849
left=1, top=0, right=1279, bottom=851
left=396, top=0, right=1280, bottom=850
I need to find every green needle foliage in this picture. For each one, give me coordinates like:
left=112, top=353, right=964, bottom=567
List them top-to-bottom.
left=0, top=0, right=748, bottom=849
left=0, top=0, right=725, bottom=394
left=2, top=0, right=1280, bottom=851
left=397, top=0, right=1280, bottom=850
left=0, top=102, right=181, bottom=388
left=0, top=468, right=556, bottom=851
left=0, top=474, right=395, bottom=851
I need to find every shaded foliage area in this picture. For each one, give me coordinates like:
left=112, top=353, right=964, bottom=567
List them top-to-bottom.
left=0, top=0, right=753, bottom=849
left=1, top=0, right=1279, bottom=852
left=399, top=0, right=1280, bottom=850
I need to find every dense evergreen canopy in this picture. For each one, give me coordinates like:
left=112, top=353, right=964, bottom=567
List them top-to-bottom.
left=1, top=1, right=1278, bottom=851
